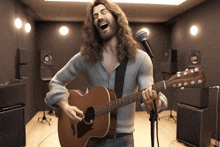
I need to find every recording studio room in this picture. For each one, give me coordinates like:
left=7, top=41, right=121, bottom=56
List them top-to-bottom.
left=1, top=0, right=220, bottom=147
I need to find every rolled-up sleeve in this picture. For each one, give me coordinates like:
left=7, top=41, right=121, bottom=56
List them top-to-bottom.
left=137, top=51, right=168, bottom=114
left=44, top=52, right=85, bottom=109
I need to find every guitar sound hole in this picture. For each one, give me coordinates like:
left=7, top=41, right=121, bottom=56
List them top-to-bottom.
left=85, top=107, right=95, bottom=123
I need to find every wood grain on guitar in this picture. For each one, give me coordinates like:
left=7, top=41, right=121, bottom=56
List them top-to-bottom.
left=58, top=67, right=206, bottom=147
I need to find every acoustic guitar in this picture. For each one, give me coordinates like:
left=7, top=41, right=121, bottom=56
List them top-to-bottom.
left=58, top=67, right=206, bottom=147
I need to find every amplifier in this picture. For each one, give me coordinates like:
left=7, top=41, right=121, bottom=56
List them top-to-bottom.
left=0, top=83, right=26, bottom=109
left=176, top=87, right=209, bottom=108
left=177, top=103, right=212, bottom=147
left=0, top=106, right=25, bottom=146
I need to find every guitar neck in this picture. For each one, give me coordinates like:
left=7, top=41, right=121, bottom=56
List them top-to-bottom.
left=94, top=67, right=206, bottom=117
left=95, top=81, right=165, bottom=117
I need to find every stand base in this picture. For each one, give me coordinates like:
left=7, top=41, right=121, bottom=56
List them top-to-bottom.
left=38, top=112, right=52, bottom=126
left=159, top=114, right=176, bottom=122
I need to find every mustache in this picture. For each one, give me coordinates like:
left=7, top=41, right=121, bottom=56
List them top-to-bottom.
left=98, top=18, right=109, bottom=25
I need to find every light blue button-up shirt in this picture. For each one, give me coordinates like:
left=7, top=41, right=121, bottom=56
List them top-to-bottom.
left=45, top=49, right=167, bottom=133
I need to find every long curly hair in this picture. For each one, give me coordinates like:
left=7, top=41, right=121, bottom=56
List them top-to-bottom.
left=80, top=0, right=140, bottom=64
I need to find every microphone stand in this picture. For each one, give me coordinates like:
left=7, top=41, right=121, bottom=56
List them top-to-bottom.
left=138, top=35, right=158, bottom=147
left=148, top=56, right=158, bottom=147
left=150, top=100, right=158, bottom=147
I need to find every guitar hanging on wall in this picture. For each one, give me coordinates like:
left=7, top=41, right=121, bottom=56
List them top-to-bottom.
left=58, top=67, right=206, bottom=147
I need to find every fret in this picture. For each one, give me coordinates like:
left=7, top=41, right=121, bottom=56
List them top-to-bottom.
left=93, top=67, right=206, bottom=119
left=152, top=81, right=164, bottom=93
left=95, top=83, right=164, bottom=117
left=95, top=91, right=141, bottom=116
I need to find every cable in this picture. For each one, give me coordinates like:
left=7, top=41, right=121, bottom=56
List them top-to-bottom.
left=38, top=131, right=59, bottom=147
left=169, top=140, right=178, bottom=147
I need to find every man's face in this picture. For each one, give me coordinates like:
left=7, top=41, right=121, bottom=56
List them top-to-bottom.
left=93, top=4, right=117, bottom=41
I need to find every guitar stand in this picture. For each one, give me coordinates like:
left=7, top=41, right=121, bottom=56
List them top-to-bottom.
left=159, top=73, right=177, bottom=122
left=38, top=97, right=51, bottom=126
left=159, top=98, right=176, bottom=122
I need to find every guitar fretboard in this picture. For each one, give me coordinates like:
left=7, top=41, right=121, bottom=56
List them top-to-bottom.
left=94, top=81, right=165, bottom=117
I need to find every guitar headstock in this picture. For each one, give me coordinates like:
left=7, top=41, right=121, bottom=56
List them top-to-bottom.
left=166, top=67, right=206, bottom=89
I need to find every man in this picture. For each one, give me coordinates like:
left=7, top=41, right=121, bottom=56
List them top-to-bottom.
left=45, top=0, right=167, bottom=146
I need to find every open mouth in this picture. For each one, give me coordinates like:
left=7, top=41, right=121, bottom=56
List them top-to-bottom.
left=100, top=23, right=108, bottom=30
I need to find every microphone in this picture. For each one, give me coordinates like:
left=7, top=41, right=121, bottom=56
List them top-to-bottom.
left=136, top=29, right=154, bottom=59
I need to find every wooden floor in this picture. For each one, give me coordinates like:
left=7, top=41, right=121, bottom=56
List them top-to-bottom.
left=26, top=110, right=215, bottom=147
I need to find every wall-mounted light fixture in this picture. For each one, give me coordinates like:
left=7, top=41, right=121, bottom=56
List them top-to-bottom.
left=15, top=18, right=22, bottom=29
left=25, top=23, right=31, bottom=33
left=190, top=25, right=198, bottom=36
left=59, top=26, right=69, bottom=35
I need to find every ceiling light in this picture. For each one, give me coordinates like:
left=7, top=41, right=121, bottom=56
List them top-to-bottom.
left=45, top=0, right=187, bottom=5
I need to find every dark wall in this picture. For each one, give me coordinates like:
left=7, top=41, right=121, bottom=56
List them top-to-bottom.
left=0, top=0, right=38, bottom=124
left=1, top=0, right=171, bottom=125
left=170, top=0, right=220, bottom=140
left=35, top=21, right=89, bottom=110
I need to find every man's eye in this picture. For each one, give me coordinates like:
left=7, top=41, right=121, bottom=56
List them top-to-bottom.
left=101, top=9, right=108, bottom=15
left=93, top=14, right=98, bottom=19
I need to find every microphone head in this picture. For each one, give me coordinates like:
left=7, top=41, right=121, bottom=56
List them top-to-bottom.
left=136, top=29, right=148, bottom=42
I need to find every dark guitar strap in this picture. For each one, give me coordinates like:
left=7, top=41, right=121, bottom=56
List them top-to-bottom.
left=114, top=56, right=128, bottom=99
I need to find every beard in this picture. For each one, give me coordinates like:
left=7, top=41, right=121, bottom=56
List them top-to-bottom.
left=97, top=19, right=117, bottom=42
left=100, top=28, right=116, bottom=41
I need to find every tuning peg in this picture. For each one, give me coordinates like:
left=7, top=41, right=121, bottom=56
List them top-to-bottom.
left=185, top=68, right=188, bottom=71
left=194, top=68, right=199, bottom=72
left=191, top=69, right=194, bottom=73
left=184, top=72, right=188, bottom=75
left=177, top=73, right=181, bottom=77
left=198, top=80, right=202, bottom=84
left=191, top=81, right=195, bottom=85
left=184, top=82, right=188, bottom=86
left=178, top=83, right=182, bottom=87
left=180, top=87, right=185, bottom=90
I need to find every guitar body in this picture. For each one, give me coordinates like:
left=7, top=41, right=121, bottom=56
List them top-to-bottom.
left=58, top=67, right=206, bottom=147
left=58, top=86, right=117, bottom=147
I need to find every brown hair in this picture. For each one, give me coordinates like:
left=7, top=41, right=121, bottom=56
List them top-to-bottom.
left=80, top=0, right=140, bottom=64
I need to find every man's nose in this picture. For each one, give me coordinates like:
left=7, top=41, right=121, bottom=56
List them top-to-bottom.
left=98, top=13, right=104, bottom=20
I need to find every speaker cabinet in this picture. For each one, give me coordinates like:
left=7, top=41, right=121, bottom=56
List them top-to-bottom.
left=16, top=48, right=29, bottom=79
left=163, top=49, right=177, bottom=62
left=40, top=50, right=54, bottom=81
left=41, top=50, right=53, bottom=67
left=188, top=50, right=201, bottom=68
left=160, top=61, right=177, bottom=74
left=40, top=67, right=54, bottom=81
left=0, top=83, right=26, bottom=109
left=176, top=87, right=209, bottom=108
left=177, top=104, right=212, bottom=147
left=0, top=106, right=25, bottom=147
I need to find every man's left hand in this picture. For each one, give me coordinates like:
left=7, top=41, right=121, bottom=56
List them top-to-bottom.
left=142, top=86, right=162, bottom=112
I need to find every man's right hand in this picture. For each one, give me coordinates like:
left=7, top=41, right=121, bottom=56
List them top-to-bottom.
left=57, top=101, right=85, bottom=123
